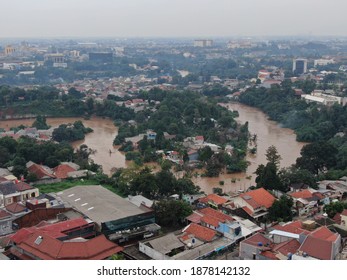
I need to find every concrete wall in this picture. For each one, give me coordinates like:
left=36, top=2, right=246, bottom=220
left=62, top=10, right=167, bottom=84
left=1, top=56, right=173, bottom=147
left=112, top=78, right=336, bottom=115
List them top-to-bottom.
left=139, top=242, right=170, bottom=260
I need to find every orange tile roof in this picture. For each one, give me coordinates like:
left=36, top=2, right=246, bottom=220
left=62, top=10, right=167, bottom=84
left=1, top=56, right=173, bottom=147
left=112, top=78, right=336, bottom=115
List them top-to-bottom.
left=27, top=163, right=55, bottom=180
left=53, top=164, right=76, bottom=179
left=14, top=181, right=34, bottom=191
left=240, top=188, right=275, bottom=209
left=290, top=189, right=313, bottom=199
left=199, top=194, right=228, bottom=205
left=6, top=202, right=26, bottom=214
left=242, top=206, right=253, bottom=216
left=199, top=207, right=234, bottom=223
left=0, top=209, right=11, bottom=220
left=186, top=212, right=203, bottom=224
left=201, top=215, right=220, bottom=227
left=272, top=221, right=310, bottom=235
left=183, top=223, right=216, bottom=242
left=298, top=226, right=340, bottom=260
left=310, top=226, right=339, bottom=242
left=17, top=232, right=122, bottom=260
left=242, top=232, right=272, bottom=247
left=299, top=236, right=333, bottom=260
left=274, top=239, right=301, bottom=256
left=260, top=250, right=278, bottom=260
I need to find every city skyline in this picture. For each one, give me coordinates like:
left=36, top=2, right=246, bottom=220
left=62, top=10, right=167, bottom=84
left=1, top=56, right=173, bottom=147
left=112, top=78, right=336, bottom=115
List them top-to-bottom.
left=1, top=0, right=347, bottom=38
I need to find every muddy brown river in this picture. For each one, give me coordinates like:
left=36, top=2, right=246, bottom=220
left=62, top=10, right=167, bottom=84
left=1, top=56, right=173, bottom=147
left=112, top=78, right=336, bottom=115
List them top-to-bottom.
left=0, top=103, right=306, bottom=194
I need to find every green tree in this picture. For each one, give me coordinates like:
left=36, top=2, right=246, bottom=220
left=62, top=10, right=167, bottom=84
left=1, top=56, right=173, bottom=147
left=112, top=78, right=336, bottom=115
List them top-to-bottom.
left=32, top=115, right=50, bottom=130
left=296, top=141, right=337, bottom=174
left=265, top=145, right=282, bottom=168
left=255, top=162, right=284, bottom=191
left=279, top=166, right=317, bottom=189
left=268, top=196, right=294, bottom=222
left=154, top=200, right=193, bottom=227
left=323, top=202, right=345, bottom=218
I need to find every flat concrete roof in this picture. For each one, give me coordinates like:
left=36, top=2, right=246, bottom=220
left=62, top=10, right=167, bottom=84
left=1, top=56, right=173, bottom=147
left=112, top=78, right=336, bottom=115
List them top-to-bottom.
left=56, top=185, right=149, bottom=226
left=148, top=233, right=185, bottom=255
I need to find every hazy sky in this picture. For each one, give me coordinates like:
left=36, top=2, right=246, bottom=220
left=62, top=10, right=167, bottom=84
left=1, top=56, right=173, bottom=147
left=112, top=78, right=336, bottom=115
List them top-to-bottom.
left=1, top=0, right=347, bottom=38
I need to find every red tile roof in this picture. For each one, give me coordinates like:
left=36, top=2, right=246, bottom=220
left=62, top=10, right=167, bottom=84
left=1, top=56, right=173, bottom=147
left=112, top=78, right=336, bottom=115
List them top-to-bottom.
left=27, top=163, right=55, bottom=180
left=53, top=164, right=76, bottom=179
left=14, top=181, right=34, bottom=192
left=240, top=188, right=275, bottom=209
left=290, top=189, right=313, bottom=199
left=312, top=192, right=325, bottom=200
left=199, top=194, right=228, bottom=206
left=6, top=202, right=27, bottom=214
left=242, top=206, right=253, bottom=216
left=199, top=207, right=234, bottom=223
left=0, top=209, right=11, bottom=220
left=186, top=212, right=203, bottom=224
left=201, top=215, right=220, bottom=227
left=11, top=218, right=90, bottom=243
left=272, top=221, right=310, bottom=235
left=183, top=223, right=217, bottom=242
left=298, top=226, right=340, bottom=260
left=310, top=226, right=339, bottom=242
left=16, top=232, right=122, bottom=260
left=242, top=233, right=272, bottom=247
left=299, top=236, right=333, bottom=260
left=274, top=239, right=301, bottom=256
left=260, top=250, right=278, bottom=260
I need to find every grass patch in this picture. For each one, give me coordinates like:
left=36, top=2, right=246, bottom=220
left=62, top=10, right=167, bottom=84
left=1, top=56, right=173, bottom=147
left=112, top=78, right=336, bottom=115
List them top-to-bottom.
left=35, top=179, right=125, bottom=197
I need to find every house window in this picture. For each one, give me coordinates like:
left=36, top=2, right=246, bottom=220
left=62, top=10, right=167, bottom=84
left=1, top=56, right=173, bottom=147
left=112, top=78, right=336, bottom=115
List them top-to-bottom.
left=31, top=192, right=36, bottom=197
left=6, top=198, right=12, bottom=204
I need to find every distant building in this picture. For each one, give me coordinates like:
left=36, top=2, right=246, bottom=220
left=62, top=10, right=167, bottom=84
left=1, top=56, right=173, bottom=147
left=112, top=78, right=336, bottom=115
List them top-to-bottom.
left=194, top=40, right=213, bottom=47
left=4, top=45, right=16, bottom=56
left=89, top=52, right=113, bottom=63
left=44, top=53, right=65, bottom=64
left=293, top=58, right=308, bottom=75
left=314, top=58, right=335, bottom=67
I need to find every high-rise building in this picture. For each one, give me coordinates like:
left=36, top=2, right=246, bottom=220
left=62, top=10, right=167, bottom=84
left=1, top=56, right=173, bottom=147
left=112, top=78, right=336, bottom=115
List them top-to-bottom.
left=293, top=58, right=308, bottom=75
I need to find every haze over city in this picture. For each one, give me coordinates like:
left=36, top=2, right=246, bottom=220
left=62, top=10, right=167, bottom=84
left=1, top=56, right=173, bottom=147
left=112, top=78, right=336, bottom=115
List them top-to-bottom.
left=2, top=0, right=347, bottom=38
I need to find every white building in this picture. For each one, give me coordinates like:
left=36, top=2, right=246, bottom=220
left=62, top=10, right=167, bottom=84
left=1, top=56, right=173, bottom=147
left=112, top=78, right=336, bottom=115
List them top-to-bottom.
left=194, top=40, right=213, bottom=47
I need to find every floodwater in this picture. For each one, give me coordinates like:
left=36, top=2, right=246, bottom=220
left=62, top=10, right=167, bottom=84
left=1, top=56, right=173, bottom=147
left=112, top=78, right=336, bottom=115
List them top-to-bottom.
left=0, top=103, right=306, bottom=193
left=192, top=103, right=307, bottom=193
left=0, top=116, right=126, bottom=175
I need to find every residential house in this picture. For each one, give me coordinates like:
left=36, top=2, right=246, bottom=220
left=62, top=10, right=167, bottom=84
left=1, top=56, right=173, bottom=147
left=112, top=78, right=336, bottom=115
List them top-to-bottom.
left=26, top=161, right=56, bottom=180
left=53, top=164, right=78, bottom=179
left=0, top=181, right=39, bottom=207
left=233, top=188, right=276, bottom=220
left=289, top=189, right=320, bottom=216
left=198, top=194, right=229, bottom=209
left=198, top=207, right=242, bottom=241
left=5, top=218, right=123, bottom=260
left=139, top=222, right=234, bottom=260
left=293, top=226, right=341, bottom=260
left=239, top=230, right=301, bottom=260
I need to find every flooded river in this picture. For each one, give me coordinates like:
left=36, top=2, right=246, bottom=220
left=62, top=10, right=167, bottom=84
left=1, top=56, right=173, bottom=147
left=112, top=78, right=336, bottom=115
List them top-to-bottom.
left=0, top=103, right=306, bottom=193
left=192, top=103, right=306, bottom=193
left=0, top=116, right=126, bottom=175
